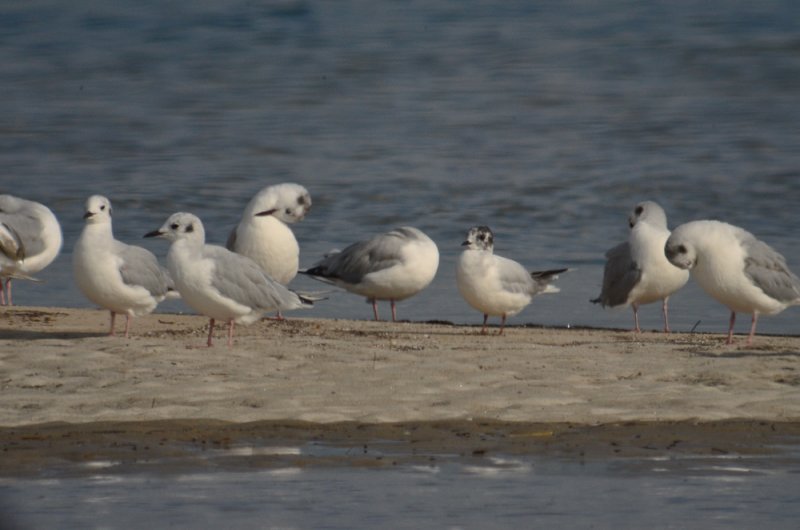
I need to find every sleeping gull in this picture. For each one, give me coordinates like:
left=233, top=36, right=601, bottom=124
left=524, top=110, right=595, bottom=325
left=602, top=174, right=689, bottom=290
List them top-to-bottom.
left=226, top=183, right=311, bottom=319
left=0, top=194, right=63, bottom=305
left=73, top=195, right=173, bottom=338
left=592, top=201, right=689, bottom=332
left=146, top=212, right=313, bottom=347
left=665, top=220, right=800, bottom=345
left=300, top=226, right=439, bottom=321
left=457, top=226, right=567, bottom=335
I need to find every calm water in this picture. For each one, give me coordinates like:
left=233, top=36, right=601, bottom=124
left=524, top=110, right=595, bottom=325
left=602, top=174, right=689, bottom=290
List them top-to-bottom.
left=2, top=0, right=799, bottom=334
left=2, top=449, right=800, bottom=529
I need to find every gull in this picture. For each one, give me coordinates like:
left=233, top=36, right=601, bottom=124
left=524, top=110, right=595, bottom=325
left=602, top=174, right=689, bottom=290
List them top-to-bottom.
left=226, top=183, right=311, bottom=319
left=0, top=194, right=63, bottom=306
left=73, top=195, right=174, bottom=338
left=592, top=201, right=689, bottom=332
left=146, top=212, right=313, bottom=347
left=665, top=220, right=800, bottom=345
left=456, top=225, right=567, bottom=335
left=300, top=226, right=439, bottom=321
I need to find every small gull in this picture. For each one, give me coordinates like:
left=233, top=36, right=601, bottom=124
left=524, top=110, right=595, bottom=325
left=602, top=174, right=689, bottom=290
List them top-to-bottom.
left=226, top=183, right=311, bottom=319
left=0, top=194, right=63, bottom=305
left=73, top=195, right=174, bottom=338
left=592, top=201, right=689, bottom=332
left=146, top=212, right=313, bottom=347
left=665, top=219, right=800, bottom=345
left=456, top=225, right=567, bottom=335
left=300, top=226, right=439, bottom=321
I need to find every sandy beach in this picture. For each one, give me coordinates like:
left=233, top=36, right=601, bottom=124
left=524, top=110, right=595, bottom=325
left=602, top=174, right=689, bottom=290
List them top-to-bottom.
left=2, top=306, right=799, bottom=473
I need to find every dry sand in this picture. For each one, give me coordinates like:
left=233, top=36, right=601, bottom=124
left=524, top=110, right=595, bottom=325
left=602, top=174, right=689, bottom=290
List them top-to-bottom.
left=1, top=306, right=799, bottom=473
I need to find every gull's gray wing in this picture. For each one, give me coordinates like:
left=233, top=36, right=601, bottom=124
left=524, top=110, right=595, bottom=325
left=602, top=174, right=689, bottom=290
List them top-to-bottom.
left=0, top=210, right=46, bottom=258
left=0, top=222, right=24, bottom=261
left=303, top=231, right=412, bottom=284
left=741, top=234, right=800, bottom=304
left=116, top=241, right=171, bottom=297
left=592, top=241, right=640, bottom=307
left=205, top=245, right=309, bottom=311
left=495, top=255, right=537, bottom=295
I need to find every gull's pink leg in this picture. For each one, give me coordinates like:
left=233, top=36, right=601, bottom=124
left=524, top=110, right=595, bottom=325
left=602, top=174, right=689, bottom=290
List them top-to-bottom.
left=5, top=279, right=12, bottom=306
left=0, top=281, right=5, bottom=305
left=662, top=297, right=671, bottom=333
left=371, top=299, right=379, bottom=321
left=391, top=300, right=397, bottom=322
left=632, top=303, right=641, bottom=333
left=109, top=311, right=117, bottom=336
left=726, top=311, right=736, bottom=345
left=747, top=313, right=759, bottom=346
left=481, top=314, right=489, bottom=335
left=499, top=314, right=507, bottom=335
left=124, top=315, right=132, bottom=339
left=207, top=318, right=216, bottom=347
left=227, top=319, right=235, bottom=347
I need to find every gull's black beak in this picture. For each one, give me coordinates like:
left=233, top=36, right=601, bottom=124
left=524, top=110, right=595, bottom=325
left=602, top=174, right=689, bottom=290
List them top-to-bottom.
left=255, top=208, right=278, bottom=217
left=83, top=211, right=94, bottom=220
left=144, top=229, right=163, bottom=239
left=461, top=240, right=470, bottom=246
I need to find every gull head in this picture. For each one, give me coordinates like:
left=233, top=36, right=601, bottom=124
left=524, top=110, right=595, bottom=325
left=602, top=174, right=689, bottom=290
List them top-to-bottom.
left=249, top=183, right=312, bottom=224
left=82, top=195, right=112, bottom=224
left=628, top=200, right=668, bottom=230
left=145, top=212, right=205, bottom=244
left=462, top=225, right=494, bottom=252
left=664, top=230, right=697, bottom=270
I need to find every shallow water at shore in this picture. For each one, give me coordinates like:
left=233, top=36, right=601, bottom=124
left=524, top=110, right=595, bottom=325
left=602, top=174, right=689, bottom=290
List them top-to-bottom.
left=3, top=447, right=800, bottom=529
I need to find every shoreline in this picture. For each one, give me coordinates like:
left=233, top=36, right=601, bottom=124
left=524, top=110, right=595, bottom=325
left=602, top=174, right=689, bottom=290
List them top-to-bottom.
left=2, top=306, right=799, bottom=473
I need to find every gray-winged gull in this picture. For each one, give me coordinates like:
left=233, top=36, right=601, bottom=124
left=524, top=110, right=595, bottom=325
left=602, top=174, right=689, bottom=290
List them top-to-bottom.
left=592, top=201, right=689, bottom=332
left=146, top=212, right=312, bottom=347
left=665, top=219, right=800, bottom=345
left=457, top=225, right=567, bottom=335
left=300, top=226, right=439, bottom=322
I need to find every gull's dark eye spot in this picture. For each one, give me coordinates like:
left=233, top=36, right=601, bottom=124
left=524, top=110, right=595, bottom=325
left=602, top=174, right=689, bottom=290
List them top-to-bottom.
left=297, top=196, right=305, bottom=205
left=100, top=205, right=106, bottom=211
left=635, top=206, right=644, bottom=215
left=285, top=208, right=292, bottom=215
left=170, top=223, right=179, bottom=230
left=186, top=224, right=194, bottom=233
left=678, top=245, right=687, bottom=254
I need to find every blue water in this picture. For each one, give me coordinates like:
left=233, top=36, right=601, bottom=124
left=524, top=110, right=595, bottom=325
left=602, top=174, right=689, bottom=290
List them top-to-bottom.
left=2, top=0, right=800, bottom=335
left=2, top=450, right=800, bottom=529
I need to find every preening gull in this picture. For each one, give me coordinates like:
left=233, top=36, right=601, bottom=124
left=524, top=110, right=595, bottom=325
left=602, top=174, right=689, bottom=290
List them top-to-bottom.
left=226, top=183, right=311, bottom=319
left=0, top=194, right=63, bottom=305
left=73, top=195, right=173, bottom=338
left=592, top=201, right=689, bottom=332
left=146, top=212, right=313, bottom=347
left=665, top=219, right=800, bottom=345
left=300, top=226, right=439, bottom=321
left=457, top=226, right=567, bottom=335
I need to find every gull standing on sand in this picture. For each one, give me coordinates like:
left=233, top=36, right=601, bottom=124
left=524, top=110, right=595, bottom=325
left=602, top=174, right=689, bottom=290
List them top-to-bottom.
left=226, top=183, right=311, bottom=319
left=0, top=194, right=63, bottom=306
left=73, top=195, right=173, bottom=338
left=592, top=201, right=689, bottom=332
left=146, top=212, right=313, bottom=347
left=665, top=220, right=800, bottom=345
left=457, top=225, right=567, bottom=335
left=300, top=226, right=439, bottom=321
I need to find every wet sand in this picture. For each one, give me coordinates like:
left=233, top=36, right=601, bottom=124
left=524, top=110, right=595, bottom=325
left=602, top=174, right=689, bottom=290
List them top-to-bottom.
left=2, top=307, right=799, bottom=474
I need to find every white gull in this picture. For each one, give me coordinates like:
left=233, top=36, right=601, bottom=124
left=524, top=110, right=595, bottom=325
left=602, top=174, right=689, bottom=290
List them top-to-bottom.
left=0, top=194, right=63, bottom=305
left=73, top=195, right=173, bottom=338
left=592, top=201, right=689, bottom=332
left=146, top=212, right=312, bottom=347
left=665, top=219, right=800, bottom=345
left=456, top=225, right=567, bottom=335
left=300, top=226, right=439, bottom=322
